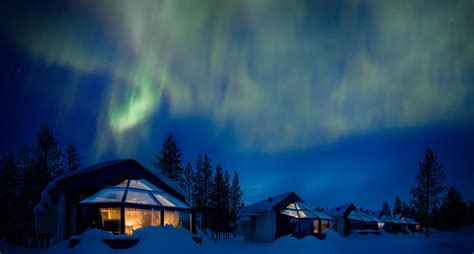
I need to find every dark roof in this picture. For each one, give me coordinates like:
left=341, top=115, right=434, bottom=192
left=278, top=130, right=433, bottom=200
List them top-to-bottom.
left=36, top=159, right=187, bottom=211
left=237, top=192, right=297, bottom=217
left=325, top=203, right=356, bottom=218
left=393, top=213, right=420, bottom=225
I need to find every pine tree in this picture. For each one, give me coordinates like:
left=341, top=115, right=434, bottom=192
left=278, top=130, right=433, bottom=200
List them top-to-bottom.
left=32, top=125, right=64, bottom=179
left=153, top=132, right=183, bottom=185
left=64, top=142, right=83, bottom=171
left=410, top=148, right=446, bottom=237
left=191, top=154, right=214, bottom=231
left=192, top=154, right=204, bottom=210
left=0, top=155, right=23, bottom=243
left=182, top=161, right=194, bottom=203
left=210, top=164, right=226, bottom=239
left=223, top=170, right=231, bottom=237
left=229, top=171, right=243, bottom=237
left=441, top=186, right=466, bottom=231
left=393, top=197, right=402, bottom=214
left=382, top=201, right=391, bottom=215
left=401, top=201, right=415, bottom=218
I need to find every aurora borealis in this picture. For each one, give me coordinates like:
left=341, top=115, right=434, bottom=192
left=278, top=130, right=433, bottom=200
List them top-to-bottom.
left=1, top=0, right=473, bottom=207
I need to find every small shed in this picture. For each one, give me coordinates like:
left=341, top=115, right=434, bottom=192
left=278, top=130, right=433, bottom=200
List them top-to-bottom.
left=237, top=192, right=335, bottom=242
left=372, top=210, right=406, bottom=234
left=393, top=213, right=422, bottom=233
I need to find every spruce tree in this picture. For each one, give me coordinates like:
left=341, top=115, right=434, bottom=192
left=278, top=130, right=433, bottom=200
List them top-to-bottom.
left=32, top=125, right=64, bottom=179
left=154, top=132, right=183, bottom=185
left=64, top=142, right=83, bottom=171
left=410, top=148, right=446, bottom=237
left=191, top=154, right=214, bottom=231
left=192, top=154, right=204, bottom=210
left=201, top=154, right=213, bottom=231
left=0, top=155, right=22, bottom=243
left=182, top=161, right=194, bottom=203
left=211, top=164, right=225, bottom=239
left=223, top=170, right=231, bottom=237
left=229, top=171, right=243, bottom=236
left=441, top=186, right=466, bottom=231
left=393, top=197, right=402, bottom=215
left=382, top=201, right=391, bottom=215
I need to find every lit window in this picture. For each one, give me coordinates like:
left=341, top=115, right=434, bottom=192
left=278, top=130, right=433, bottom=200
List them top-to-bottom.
left=129, top=179, right=162, bottom=191
left=114, top=180, right=129, bottom=187
left=81, top=189, right=124, bottom=203
left=125, top=190, right=158, bottom=205
left=154, top=193, right=176, bottom=207
left=100, top=208, right=121, bottom=233
left=124, top=208, right=161, bottom=235
left=164, top=210, right=180, bottom=227
left=313, top=220, right=320, bottom=233
left=378, top=221, right=385, bottom=229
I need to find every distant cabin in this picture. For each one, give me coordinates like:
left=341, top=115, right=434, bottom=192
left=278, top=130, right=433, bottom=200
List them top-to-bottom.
left=34, top=159, right=195, bottom=243
left=237, top=192, right=335, bottom=242
left=325, top=203, right=380, bottom=237
left=371, top=210, right=406, bottom=234
left=393, top=213, right=422, bottom=233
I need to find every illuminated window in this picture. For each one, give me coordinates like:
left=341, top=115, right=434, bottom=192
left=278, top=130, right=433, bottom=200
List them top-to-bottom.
left=80, top=178, right=190, bottom=209
left=129, top=179, right=162, bottom=191
left=114, top=180, right=129, bottom=187
left=82, top=189, right=124, bottom=203
left=125, top=190, right=158, bottom=205
left=280, top=201, right=319, bottom=219
left=100, top=208, right=121, bottom=233
left=124, top=208, right=161, bottom=235
left=164, top=210, right=180, bottom=227
left=313, top=220, right=320, bottom=233
left=320, top=220, right=330, bottom=231
left=378, top=221, right=385, bottom=229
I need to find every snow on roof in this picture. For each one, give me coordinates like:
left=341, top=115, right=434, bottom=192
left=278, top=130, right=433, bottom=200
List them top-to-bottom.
left=35, top=159, right=186, bottom=212
left=238, top=192, right=293, bottom=218
left=325, top=203, right=354, bottom=218
left=312, top=209, right=335, bottom=220
left=347, top=209, right=379, bottom=223
left=371, top=210, right=384, bottom=219
left=393, top=213, right=420, bottom=225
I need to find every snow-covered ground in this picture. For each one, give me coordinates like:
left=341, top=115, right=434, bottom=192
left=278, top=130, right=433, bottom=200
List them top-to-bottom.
left=1, top=225, right=473, bottom=254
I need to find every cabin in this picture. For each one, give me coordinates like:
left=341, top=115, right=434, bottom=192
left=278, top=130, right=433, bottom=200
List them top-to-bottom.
left=34, top=159, right=195, bottom=243
left=237, top=192, right=335, bottom=242
left=325, top=203, right=380, bottom=237
left=371, top=210, right=406, bottom=234
left=393, top=213, right=422, bottom=233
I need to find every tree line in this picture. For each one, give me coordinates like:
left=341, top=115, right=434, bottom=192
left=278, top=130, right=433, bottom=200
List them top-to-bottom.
left=0, top=125, right=83, bottom=245
left=153, top=132, right=244, bottom=240
left=313, top=148, right=473, bottom=237
left=378, top=148, right=473, bottom=236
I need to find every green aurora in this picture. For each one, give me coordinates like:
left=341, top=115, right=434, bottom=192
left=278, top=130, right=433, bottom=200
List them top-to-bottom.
left=1, top=0, right=473, bottom=158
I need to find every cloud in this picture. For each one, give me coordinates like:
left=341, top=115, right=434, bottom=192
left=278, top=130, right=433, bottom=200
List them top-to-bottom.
left=2, top=0, right=473, bottom=156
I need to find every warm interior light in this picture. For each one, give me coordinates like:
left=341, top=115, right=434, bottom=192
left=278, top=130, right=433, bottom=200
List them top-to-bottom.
left=100, top=208, right=121, bottom=233
left=124, top=208, right=161, bottom=235
left=163, top=210, right=180, bottom=227
left=378, top=222, right=385, bottom=229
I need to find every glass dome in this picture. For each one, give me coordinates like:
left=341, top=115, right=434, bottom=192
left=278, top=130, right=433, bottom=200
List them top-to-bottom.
left=80, top=179, right=190, bottom=209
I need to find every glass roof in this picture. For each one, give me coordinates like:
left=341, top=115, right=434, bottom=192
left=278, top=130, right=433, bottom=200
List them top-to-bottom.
left=80, top=179, right=190, bottom=209
left=280, top=201, right=326, bottom=219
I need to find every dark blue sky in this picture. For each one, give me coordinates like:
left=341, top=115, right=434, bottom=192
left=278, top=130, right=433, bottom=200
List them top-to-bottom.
left=0, top=0, right=473, bottom=210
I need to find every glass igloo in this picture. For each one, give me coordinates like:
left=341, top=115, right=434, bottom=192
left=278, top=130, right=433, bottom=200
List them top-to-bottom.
left=80, top=179, right=191, bottom=235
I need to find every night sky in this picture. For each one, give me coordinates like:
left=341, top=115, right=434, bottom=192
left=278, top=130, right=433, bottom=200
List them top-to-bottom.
left=1, top=0, right=473, bottom=210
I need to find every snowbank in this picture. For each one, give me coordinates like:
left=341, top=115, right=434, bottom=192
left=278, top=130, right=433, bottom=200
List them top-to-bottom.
left=3, top=225, right=473, bottom=254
